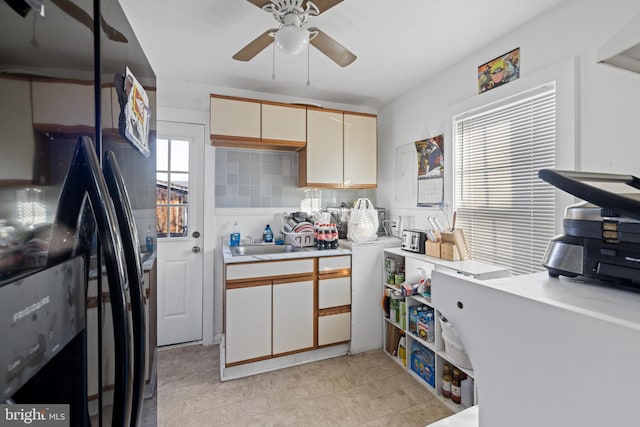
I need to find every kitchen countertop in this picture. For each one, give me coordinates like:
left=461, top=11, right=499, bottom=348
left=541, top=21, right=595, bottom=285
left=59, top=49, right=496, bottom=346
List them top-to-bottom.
left=338, top=236, right=401, bottom=248
left=222, top=245, right=351, bottom=264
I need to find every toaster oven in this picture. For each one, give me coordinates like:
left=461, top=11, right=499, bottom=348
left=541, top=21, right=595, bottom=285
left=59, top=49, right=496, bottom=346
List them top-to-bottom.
left=401, top=229, right=428, bottom=253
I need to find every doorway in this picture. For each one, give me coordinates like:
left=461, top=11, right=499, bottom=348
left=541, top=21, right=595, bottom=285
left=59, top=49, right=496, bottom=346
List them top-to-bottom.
left=156, top=121, right=204, bottom=346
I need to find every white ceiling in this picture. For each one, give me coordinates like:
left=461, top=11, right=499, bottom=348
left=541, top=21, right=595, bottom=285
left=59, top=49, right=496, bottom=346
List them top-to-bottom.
left=120, top=0, right=569, bottom=108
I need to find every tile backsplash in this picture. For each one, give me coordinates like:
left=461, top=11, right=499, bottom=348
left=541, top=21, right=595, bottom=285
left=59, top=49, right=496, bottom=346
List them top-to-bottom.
left=214, top=147, right=376, bottom=209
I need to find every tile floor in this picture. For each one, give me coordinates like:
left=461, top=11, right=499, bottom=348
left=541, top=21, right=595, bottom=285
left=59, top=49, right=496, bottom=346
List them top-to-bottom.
left=155, top=344, right=453, bottom=426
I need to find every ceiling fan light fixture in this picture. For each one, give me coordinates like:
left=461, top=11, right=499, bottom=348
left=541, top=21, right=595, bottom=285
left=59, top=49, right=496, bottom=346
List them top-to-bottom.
left=274, top=24, right=309, bottom=55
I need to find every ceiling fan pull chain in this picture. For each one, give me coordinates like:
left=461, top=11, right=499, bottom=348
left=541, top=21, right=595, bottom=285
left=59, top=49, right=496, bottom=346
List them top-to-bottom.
left=272, top=42, right=276, bottom=80
left=306, top=44, right=311, bottom=86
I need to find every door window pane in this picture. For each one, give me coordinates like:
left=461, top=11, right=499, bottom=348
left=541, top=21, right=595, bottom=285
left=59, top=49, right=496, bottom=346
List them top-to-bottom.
left=156, top=137, right=191, bottom=239
left=157, top=138, right=169, bottom=170
left=171, top=140, right=189, bottom=172
left=169, top=206, right=188, bottom=237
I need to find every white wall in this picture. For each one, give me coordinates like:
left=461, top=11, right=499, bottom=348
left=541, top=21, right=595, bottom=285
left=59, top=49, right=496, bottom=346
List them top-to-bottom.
left=377, top=0, right=640, bottom=230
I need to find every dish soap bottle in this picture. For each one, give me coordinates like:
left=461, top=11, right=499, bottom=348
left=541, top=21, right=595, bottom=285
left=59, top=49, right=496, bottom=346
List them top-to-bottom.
left=230, top=221, right=241, bottom=247
left=263, top=224, right=273, bottom=243
left=145, top=226, right=154, bottom=252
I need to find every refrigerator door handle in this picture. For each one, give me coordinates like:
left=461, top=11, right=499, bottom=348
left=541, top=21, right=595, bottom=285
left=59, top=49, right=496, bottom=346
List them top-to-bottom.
left=48, top=136, right=133, bottom=426
left=104, top=151, right=146, bottom=427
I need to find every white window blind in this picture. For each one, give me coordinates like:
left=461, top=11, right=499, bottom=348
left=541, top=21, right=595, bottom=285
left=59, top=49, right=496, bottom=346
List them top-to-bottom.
left=453, top=83, right=556, bottom=275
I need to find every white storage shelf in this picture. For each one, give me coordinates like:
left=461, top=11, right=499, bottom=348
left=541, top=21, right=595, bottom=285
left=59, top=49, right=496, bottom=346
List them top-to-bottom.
left=382, top=248, right=508, bottom=414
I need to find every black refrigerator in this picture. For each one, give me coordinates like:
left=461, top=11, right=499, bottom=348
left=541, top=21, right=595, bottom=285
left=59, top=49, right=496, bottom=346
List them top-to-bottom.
left=0, top=0, right=156, bottom=425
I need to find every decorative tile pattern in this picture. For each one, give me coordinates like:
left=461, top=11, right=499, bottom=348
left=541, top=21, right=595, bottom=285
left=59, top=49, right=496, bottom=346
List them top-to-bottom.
left=214, top=147, right=377, bottom=209
left=154, top=344, right=453, bottom=426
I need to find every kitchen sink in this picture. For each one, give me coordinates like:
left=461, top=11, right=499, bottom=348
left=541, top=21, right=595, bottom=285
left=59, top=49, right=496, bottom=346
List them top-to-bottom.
left=229, top=244, right=305, bottom=257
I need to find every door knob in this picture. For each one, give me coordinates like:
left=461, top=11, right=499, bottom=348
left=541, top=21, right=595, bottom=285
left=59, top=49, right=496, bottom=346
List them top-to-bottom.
left=192, top=231, right=200, bottom=238
left=192, top=246, right=201, bottom=254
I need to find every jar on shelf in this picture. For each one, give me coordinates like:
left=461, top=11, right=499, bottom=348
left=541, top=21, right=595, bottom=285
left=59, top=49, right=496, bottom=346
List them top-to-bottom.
left=442, top=363, right=452, bottom=398
left=451, top=367, right=462, bottom=404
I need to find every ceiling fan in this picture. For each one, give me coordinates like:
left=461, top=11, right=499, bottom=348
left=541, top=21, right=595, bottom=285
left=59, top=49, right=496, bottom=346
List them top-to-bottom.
left=233, top=0, right=356, bottom=67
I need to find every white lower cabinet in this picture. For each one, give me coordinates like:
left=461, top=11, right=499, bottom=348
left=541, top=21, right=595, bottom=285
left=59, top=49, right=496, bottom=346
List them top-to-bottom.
left=224, top=255, right=352, bottom=369
left=272, top=279, right=314, bottom=354
left=225, top=284, right=272, bottom=364
left=318, top=311, right=351, bottom=346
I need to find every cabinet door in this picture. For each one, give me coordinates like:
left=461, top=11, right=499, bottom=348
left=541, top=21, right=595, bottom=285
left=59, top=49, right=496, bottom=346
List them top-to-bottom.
left=0, top=78, right=35, bottom=181
left=32, top=80, right=94, bottom=127
left=210, top=96, right=260, bottom=139
left=261, top=103, right=306, bottom=143
left=305, top=108, right=343, bottom=186
left=343, top=113, right=377, bottom=187
left=318, top=276, right=351, bottom=309
left=272, top=280, right=314, bottom=354
left=225, top=284, right=272, bottom=364
left=318, top=311, right=351, bottom=346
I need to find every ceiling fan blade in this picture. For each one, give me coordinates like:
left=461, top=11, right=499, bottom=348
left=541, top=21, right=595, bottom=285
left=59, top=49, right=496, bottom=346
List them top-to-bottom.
left=50, top=0, right=93, bottom=32
left=51, top=0, right=127, bottom=43
left=245, top=0, right=272, bottom=8
left=304, top=0, right=343, bottom=15
left=100, top=15, right=128, bottom=43
left=308, top=28, right=356, bottom=67
left=233, top=30, right=275, bottom=61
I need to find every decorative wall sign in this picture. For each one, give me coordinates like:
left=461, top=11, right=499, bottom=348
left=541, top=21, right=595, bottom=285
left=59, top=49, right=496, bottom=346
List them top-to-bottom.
left=478, top=47, right=520, bottom=93
left=119, top=67, right=151, bottom=158
left=415, top=134, right=444, bottom=207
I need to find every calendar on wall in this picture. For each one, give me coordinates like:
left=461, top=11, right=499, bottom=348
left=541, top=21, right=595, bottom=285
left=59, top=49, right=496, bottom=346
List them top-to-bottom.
left=415, top=134, right=444, bottom=206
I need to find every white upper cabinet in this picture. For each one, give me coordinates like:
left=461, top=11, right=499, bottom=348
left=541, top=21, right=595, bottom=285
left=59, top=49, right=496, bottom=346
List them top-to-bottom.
left=0, top=78, right=34, bottom=181
left=32, top=80, right=94, bottom=127
left=210, top=95, right=261, bottom=139
left=261, top=102, right=306, bottom=143
left=303, top=108, right=344, bottom=187
left=300, top=109, right=377, bottom=188
left=344, top=113, right=377, bottom=188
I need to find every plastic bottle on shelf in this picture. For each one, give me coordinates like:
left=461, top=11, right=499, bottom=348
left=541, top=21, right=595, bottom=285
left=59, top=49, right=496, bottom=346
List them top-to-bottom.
left=230, top=221, right=241, bottom=247
left=263, top=224, right=273, bottom=243
left=331, top=224, right=338, bottom=249
left=145, top=225, right=154, bottom=252
left=441, top=363, right=452, bottom=398
left=451, top=367, right=462, bottom=404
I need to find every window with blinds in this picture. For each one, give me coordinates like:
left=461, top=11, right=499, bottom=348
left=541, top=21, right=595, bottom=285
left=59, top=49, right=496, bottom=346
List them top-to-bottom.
left=453, top=83, right=556, bottom=275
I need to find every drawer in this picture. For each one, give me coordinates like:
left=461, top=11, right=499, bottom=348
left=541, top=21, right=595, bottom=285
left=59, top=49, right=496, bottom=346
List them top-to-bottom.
left=318, top=255, right=351, bottom=273
left=226, top=258, right=314, bottom=281
left=318, top=276, right=351, bottom=309
left=318, top=312, right=351, bottom=346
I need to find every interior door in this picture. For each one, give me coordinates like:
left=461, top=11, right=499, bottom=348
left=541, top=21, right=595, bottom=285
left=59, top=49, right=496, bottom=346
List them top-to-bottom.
left=156, top=121, right=204, bottom=346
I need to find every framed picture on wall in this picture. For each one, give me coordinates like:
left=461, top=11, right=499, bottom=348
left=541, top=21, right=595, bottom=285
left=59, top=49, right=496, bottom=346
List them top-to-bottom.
left=478, top=47, right=520, bottom=93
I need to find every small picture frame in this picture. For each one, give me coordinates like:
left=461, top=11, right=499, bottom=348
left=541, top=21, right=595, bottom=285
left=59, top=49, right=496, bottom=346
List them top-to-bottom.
left=478, top=47, right=520, bottom=93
